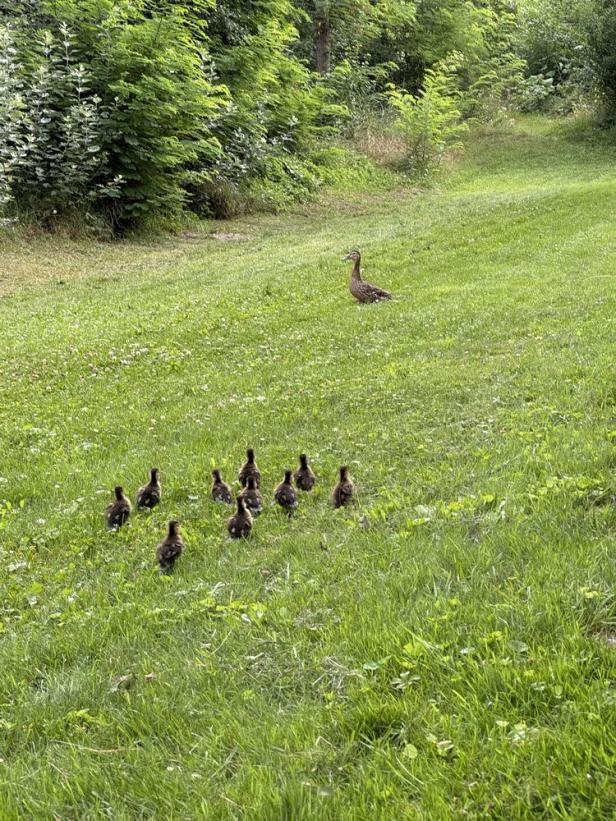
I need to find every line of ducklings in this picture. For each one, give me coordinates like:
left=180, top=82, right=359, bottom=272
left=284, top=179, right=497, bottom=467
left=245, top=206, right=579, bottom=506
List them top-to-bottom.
left=105, top=449, right=355, bottom=574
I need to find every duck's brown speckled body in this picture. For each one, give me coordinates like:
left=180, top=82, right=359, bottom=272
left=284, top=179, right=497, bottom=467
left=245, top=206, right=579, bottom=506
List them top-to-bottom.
left=344, top=250, right=392, bottom=303
left=238, top=448, right=261, bottom=488
left=293, top=454, right=316, bottom=491
left=332, top=465, right=354, bottom=508
left=137, top=468, right=161, bottom=509
left=211, top=469, right=233, bottom=504
left=274, top=469, right=298, bottom=515
left=239, top=475, right=263, bottom=516
left=106, top=486, right=132, bottom=530
left=228, top=496, right=253, bottom=538
left=156, top=520, right=184, bottom=574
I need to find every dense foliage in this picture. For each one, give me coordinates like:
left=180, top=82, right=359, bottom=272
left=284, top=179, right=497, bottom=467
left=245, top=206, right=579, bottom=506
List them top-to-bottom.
left=0, top=0, right=613, bottom=230
left=513, top=0, right=595, bottom=111
left=588, top=0, right=616, bottom=119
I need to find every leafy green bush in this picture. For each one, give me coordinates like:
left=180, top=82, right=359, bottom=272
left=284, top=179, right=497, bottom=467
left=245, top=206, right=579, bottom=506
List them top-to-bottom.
left=515, top=0, right=595, bottom=112
left=588, top=0, right=616, bottom=120
left=47, top=1, right=226, bottom=226
left=0, top=2, right=227, bottom=229
left=0, top=25, right=121, bottom=223
left=0, top=28, right=26, bottom=211
left=387, top=55, right=468, bottom=178
left=326, top=59, right=392, bottom=135
left=512, top=73, right=556, bottom=111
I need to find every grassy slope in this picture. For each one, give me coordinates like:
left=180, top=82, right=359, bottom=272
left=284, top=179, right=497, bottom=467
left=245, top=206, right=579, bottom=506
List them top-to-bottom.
left=0, top=117, right=615, bottom=819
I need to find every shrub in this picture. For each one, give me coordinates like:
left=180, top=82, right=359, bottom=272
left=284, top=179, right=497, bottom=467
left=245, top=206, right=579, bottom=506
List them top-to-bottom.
left=515, top=0, right=595, bottom=113
left=588, top=0, right=616, bottom=120
left=47, top=1, right=227, bottom=226
left=0, top=2, right=227, bottom=229
left=0, top=25, right=122, bottom=224
left=0, top=27, right=27, bottom=211
left=387, top=54, right=468, bottom=178
left=326, top=59, right=392, bottom=135
left=512, top=73, right=556, bottom=111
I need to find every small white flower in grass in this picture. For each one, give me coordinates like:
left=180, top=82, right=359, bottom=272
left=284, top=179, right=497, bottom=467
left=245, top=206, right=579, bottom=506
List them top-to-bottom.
left=36, top=518, right=46, bottom=525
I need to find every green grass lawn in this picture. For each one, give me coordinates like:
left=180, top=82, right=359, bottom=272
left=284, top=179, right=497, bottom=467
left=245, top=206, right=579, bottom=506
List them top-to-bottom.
left=0, top=116, right=615, bottom=819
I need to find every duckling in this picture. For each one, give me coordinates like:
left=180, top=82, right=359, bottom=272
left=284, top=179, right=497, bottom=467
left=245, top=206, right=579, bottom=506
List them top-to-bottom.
left=343, top=250, right=392, bottom=303
left=238, top=448, right=261, bottom=488
left=293, top=453, right=316, bottom=491
left=332, top=465, right=354, bottom=508
left=136, top=468, right=161, bottom=509
left=211, top=469, right=233, bottom=504
left=274, top=469, right=298, bottom=515
left=239, top=475, right=263, bottom=516
left=106, top=485, right=132, bottom=530
left=227, top=495, right=253, bottom=539
left=156, top=520, right=184, bottom=574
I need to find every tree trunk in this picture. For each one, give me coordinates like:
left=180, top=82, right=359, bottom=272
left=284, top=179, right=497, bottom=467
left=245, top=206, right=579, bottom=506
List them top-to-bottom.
left=315, top=14, right=331, bottom=75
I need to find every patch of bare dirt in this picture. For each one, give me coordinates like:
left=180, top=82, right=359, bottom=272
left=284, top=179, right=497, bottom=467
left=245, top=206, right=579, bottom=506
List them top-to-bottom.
left=209, top=231, right=252, bottom=242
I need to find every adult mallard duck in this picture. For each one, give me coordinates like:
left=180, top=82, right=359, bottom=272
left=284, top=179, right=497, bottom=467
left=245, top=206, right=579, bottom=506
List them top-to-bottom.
left=343, top=250, right=392, bottom=303
left=238, top=448, right=261, bottom=488
left=293, top=453, right=316, bottom=491
left=332, top=465, right=354, bottom=508
left=136, top=468, right=161, bottom=509
left=211, top=469, right=233, bottom=504
left=274, top=469, right=298, bottom=515
left=239, top=475, right=263, bottom=516
left=106, top=486, right=132, bottom=530
left=228, top=496, right=253, bottom=539
left=156, top=520, right=184, bottom=574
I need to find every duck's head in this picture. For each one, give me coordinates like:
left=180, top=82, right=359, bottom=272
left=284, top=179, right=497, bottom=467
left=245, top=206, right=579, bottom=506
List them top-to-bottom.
left=343, top=250, right=361, bottom=263
left=246, top=448, right=255, bottom=463
left=299, top=453, right=308, bottom=468
left=339, top=465, right=349, bottom=481
left=150, top=468, right=160, bottom=483
left=212, top=468, right=222, bottom=482
left=284, top=469, right=293, bottom=484
left=247, top=476, right=257, bottom=490
left=114, top=485, right=125, bottom=500
left=167, top=520, right=180, bottom=537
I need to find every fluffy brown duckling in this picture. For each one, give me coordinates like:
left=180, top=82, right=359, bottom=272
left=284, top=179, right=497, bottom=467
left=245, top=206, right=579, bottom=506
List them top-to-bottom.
left=343, top=250, right=392, bottom=303
left=238, top=448, right=261, bottom=488
left=293, top=453, right=316, bottom=491
left=332, top=465, right=354, bottom=508
left=136, top=468, right=161, bottom=509
left=211, top=469, right=233, bottom=504
left=274, top=469, right=299, bottom=515
left=239, top=475, right=263, bottom=516
left=106, top=485, right=132, bottom=530
left=227, top=495, right=253, bottom=539
left=156, top=520, right=184, bottom=574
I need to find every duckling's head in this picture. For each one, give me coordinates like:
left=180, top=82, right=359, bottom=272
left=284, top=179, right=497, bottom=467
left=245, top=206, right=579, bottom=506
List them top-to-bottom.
left=343, top=250, right=361, bottom=263
left=246, top=448, right=255, bottom=463
left=299, top=453, right=308, bottom=468
left=339, top=465, right=349, bottom=480
left=150, top=468, right=160, bottom=483
left=212, top=469, right=222, bottom=482
left=284, top=469, right=292, bottom=484
left=247, top=476, right=257, bottom=490
left=114, top=485, right=124, bottom=500
left=237, top=496, right=247, bottom=513
left=167, top=520, right=180, bottom=537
